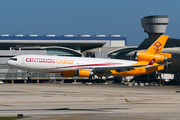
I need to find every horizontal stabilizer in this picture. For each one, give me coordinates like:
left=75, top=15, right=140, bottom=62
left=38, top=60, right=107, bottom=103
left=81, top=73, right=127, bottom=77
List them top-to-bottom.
left=159, top=53, right=172, bottom=58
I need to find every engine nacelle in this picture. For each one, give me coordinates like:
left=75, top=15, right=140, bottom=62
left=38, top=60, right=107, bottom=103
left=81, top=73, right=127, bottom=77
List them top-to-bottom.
left=134, top=51, right=167, bottom=63
left=77, top=69, right=93, bottom=77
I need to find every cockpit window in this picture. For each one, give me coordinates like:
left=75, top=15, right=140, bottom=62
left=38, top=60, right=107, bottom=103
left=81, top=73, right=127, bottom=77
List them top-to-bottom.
left=10, top=58, right=17, bottom=61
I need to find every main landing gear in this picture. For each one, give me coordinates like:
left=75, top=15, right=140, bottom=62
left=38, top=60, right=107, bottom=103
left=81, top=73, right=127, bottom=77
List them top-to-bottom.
left=86, top=75, right=108, bottom=85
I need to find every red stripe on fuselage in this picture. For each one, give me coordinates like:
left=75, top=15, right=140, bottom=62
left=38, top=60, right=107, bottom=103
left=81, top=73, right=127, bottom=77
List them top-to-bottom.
left=49, top=62, right=123, bottom=70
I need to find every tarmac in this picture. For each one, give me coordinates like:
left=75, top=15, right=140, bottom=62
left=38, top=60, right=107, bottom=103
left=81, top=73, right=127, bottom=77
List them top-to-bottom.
left=0, top=83, right=180, bottom=120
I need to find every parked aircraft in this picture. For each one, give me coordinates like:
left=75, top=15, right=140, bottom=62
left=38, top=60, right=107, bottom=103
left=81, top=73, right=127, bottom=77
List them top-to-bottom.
left=7, top=35, right=171, bottom=79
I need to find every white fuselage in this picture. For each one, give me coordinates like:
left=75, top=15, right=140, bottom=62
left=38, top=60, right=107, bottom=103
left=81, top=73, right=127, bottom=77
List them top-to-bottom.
left=7, top=55, right=137, bottom=73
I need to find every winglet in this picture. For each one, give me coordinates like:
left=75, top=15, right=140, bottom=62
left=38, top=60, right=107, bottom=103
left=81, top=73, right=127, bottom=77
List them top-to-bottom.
left=146, top=35, right=169, bottom=54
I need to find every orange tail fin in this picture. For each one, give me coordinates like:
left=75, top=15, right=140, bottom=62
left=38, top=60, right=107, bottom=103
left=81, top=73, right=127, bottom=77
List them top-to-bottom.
left=146, top=35, right=169, bottom=54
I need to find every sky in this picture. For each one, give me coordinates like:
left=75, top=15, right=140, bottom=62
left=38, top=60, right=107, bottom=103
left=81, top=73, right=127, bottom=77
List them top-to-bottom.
left=0, top=0, right=179, bottom=46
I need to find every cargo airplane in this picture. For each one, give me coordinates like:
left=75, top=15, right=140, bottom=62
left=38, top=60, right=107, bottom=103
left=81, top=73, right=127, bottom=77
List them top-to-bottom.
left=7, top=35, right=172, bottom=79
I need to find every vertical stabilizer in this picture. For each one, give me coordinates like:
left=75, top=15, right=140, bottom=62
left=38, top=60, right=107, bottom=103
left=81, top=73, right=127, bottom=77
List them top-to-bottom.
left=146, top=35, right=169, bottom=54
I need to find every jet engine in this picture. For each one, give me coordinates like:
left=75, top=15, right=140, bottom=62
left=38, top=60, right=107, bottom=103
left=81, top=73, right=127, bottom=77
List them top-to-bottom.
left=134, top=51, right=169, bottom=63
left=77, top=69, right=93, bottom=77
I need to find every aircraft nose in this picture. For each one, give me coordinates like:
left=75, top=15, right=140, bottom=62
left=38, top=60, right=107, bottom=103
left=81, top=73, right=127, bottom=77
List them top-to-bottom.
left=6, top=60, right=12, bottom=66
left=6, top=60, right=10, bottom=65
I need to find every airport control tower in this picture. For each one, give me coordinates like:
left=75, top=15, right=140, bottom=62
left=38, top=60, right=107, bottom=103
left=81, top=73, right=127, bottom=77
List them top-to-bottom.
left=138, top=15, right=169, bottom=49
left=141, top=15, right=169, bottom=39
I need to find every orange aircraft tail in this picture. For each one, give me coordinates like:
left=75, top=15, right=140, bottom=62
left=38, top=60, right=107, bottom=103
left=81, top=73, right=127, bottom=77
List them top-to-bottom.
left=135, top=35, right=171, bottom=63
left=145, top=35, right=169, bottom=54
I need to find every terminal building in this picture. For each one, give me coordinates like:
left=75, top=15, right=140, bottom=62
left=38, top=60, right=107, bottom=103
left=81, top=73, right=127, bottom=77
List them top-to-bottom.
left=0, top=34, right=127, bottom=82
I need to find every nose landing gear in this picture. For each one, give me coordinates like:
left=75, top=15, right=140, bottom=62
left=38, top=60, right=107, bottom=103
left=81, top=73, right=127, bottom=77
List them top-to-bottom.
left=27, top=71, right=32, bottom=82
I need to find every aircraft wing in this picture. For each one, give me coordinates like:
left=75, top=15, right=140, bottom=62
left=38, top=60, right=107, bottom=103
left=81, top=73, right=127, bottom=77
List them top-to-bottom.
left=93, top=59, right=156, bottom=73
left=92, top=62, right=172, bottom=77
left=146, top=62, right=173, bottom=70
left=92, top=65, right=146, bottom=77
left=93, top=65, right=145, bottom=73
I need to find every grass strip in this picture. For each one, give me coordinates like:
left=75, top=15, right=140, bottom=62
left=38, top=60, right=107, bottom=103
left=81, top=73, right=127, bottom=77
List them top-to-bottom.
left=0, top=116, right=29, bottom=120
